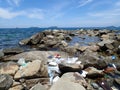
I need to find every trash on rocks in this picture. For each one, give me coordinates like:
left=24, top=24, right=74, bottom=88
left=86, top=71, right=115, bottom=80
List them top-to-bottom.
left=47, top=54, right=80, bottom=85
left=112, top=55, right=116, bottom=60
left=66, top=57, right=78, bottom=64
left=17, top=58, right=27, bottom=67
left=79, top=70, right=88, bottom=77
left=53, top=76, right=60, bottom=83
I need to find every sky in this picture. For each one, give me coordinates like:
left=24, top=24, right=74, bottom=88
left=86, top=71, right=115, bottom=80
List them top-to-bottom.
left=0, top=0, right=120, bottom=28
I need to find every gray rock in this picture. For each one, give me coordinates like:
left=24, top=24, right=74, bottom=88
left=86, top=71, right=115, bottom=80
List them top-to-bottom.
left=30, top=33, right=44, bottom=45
left=19, top=38, right=31, bottom=45
left=97, top=40, right=114, bottom=47
left=3, top=47, right=24, bottom=55
left=0, top=50, right=4, bottom=58
left=3, top=51, right=68, bottom=62
left=0, top=74, right=13, bottom=90
left=25, top=78, right=49, bottom=89
left=91, top=82, right=99, bottom=89
left=30, top=83, right=47, bottom=90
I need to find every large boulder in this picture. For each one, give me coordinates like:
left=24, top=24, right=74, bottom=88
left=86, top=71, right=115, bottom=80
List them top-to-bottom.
left=30, top=33, right=44, bottom=45
left=3, top=47, right=24, bottom=55
left=3, top=51, right=68, bottom=62
left=14, top=60, right=48, bottom=79
left=0, top=62, right=19, bottom=75
left=61, top=72, right=88, bottom=87
left=0, top=74, right=13, bottom=90
left=50, top=76, right=86, bottom=90
left=30, top=83, right=47, bottom=90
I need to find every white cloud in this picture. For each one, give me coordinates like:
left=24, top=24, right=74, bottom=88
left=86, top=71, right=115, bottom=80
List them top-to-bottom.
left=7, top=0, right=22, bottom=6
left=78, top=0, right=93, bottom=7
left=0, top=8, right=44, bottom=19
left=0, top=8, right=24, bottom=19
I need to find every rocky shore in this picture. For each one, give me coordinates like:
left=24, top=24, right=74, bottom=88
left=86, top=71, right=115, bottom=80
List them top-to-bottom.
left=0, top=29, right=120, bottom=90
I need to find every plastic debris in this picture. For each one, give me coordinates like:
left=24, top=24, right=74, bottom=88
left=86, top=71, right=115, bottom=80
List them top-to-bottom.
left=111, top=55, right=116, bottom=60
left=66, top=57, right=78, bottom=64
left=17, top=58, right=27, bottom=66
left=80, top=70, right=88, bottom=77
left=53, top=76, right=60, bottom=83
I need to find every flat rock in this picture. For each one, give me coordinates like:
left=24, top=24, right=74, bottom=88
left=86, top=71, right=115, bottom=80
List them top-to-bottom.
left=3, top=47, right=24, bottom=55
left=4, top=51, right=68, bottom=62
left=14, top=60, right=48, bottom=79
left=0, top=62, right=19, bottom=75
left=61, top=72, right=88, bottom=87
left=50, top=77, right=86, bottom=90
left=30, top=83, right=47, bottom=90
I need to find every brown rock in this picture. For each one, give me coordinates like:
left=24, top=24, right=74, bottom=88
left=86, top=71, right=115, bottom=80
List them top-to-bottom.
left=14, top=60, right=48, bottom=79
left=0, top=62, right=19, bottom=75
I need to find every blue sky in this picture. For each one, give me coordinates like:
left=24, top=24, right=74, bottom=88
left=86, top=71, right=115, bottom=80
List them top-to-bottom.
left=0, top=0, right=120, bottom=28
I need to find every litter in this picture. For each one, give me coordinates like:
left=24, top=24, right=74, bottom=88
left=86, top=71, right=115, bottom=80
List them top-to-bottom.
left=111, top=55, right=116, bottom=60
left=66, top=57, right=78, bottom=64
left=17, top=58, right=27, bottom=66
left=80, top=70, right=88, bottom=77
left=53, top=76, right=60, bottom=83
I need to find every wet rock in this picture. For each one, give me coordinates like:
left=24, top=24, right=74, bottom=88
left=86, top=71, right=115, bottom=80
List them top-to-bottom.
left=19, top=38, right=31, bottom=45
left=3, top=47, right=24, bottom=55
left=14, top=60, right=48, bottom=79
left=0, top=62, right=19, bottom=75
left=0, top=74, right=13, bottom=90
left=50, top=77, right=86, bottom=90
left=25, top=78, right=49, bottom=89
left=9, top=81, right=23, bottom=90
left=30, top=83, right=47, bottom=90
